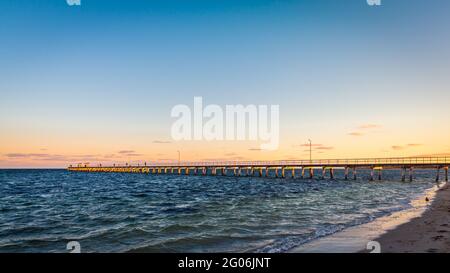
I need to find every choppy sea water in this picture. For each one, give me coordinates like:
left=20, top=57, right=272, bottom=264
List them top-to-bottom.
left=0, top=169, right=440, bottom=253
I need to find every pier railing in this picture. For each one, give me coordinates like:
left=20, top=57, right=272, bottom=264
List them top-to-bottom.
left=68, top=156, right=449, bottom=182
left=119, top=156, right=449, bottom=168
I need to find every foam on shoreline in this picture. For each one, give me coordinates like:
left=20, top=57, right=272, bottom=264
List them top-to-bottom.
left=288, top=182, right=444, bottom=253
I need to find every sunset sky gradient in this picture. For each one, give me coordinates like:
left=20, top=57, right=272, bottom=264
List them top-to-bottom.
left=1, top=0, right=450, bottom=168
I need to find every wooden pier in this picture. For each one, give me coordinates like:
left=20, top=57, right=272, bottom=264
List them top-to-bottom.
left=68, top=157, right=449, bottom=182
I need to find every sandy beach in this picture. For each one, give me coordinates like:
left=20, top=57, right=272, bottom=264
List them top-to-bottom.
left=290, top=182, right=449, bottom=253
left=374, top=182, right=450, bottom=253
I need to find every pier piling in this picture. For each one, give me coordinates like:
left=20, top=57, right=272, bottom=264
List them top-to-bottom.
left=68, top=157, right=449, bottom=183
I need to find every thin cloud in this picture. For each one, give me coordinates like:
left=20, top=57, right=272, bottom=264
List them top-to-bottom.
left=348, top=123, right=382, bottom=137
left=357, top=124, right=382, bottom=130
left=152, top=140, right=172, bottom=144
left=407, top=143, right=422, bottom=147
left=298, top=144, right=333, bottom=150
left=299, top=144, right=325, bottom=147
left=392, top=144, right=423, bottom=151
left=315, top=146, right=334, bottom=150
left=117, top=150, right=143, bottom=157
left=118, top=150, right=135, bottom=154
left=4, top=153, right=107, bottom=162
left=5, top=153, right=49, bottom=158
left=124, top=153, right=143, bottom=157
left=103, top=154, right=119, bottom=159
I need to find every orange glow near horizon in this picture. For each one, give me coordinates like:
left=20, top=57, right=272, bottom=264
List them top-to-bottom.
left=1, top=122, right=450, bottom=168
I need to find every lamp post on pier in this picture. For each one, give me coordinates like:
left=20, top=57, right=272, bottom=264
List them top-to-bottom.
left=308, top=139, right=312, bottom=162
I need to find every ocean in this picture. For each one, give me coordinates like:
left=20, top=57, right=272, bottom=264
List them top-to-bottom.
left=0, top=169, right=439, bottom=253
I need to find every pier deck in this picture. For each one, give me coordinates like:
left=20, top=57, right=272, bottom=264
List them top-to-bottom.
left=68, top=157, right=449, bottom=182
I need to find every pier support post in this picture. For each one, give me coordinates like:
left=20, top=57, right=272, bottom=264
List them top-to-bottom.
left=202, top=167, right=207, bottom=176
left=251, top=167, right=254, bottom=176
left=344, top=167, right=349, bottom=180
left=409, top=167, right=414, bottom=182
left=436, top=167, right=440, bottom=182
left=445, top=167, right=448, bottom=182
left=178, top=168, right=181, bottom=175
left=185, top=168, right=189, bottom=175
left=212, top=168, right=216, bottom=176
left=259, top=168, right=263, bottom=177
left=265, top=168, right=269, bottom=178
left=275, top=168, right=279, bottom=178
left=281, top=168, right=285, bottom=178
left=292, top=168, right=295, bottom=179
left=301, top=168, right=305, bottom=179
left=309, top=168, right=314, bottom=179
left=321, top=168, right=326, bottom=180
left=330, top=168, right=334, bottom=180
left=353, top=168, right=357, bottom=180
left=370, top=168, right=374, bottom=181
left=401, top=168, right=406, bottom=182
left=378, top=169, right=382, bottom=181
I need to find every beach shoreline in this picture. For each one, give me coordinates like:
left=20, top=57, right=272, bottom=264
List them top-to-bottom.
left=289, top=182, right=449, bottom=253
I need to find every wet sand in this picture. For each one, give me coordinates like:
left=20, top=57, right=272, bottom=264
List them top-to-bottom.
left=290, top=182, right=449, bottom=253
left=374, top=182, right=450, bottom=253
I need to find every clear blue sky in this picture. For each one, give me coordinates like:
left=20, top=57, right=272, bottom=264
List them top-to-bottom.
left=1, top=0, right=450, bottom=167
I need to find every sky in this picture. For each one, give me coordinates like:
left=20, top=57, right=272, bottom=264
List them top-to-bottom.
left=1, top=0, right=450, bottom=168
